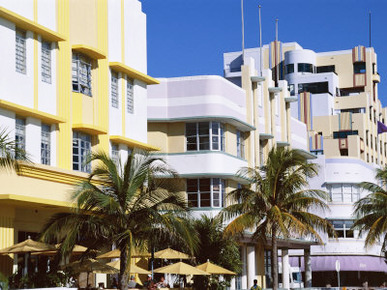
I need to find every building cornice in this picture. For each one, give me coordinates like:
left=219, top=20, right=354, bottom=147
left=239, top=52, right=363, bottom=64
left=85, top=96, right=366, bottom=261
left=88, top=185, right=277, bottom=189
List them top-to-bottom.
left=0, top=6, right=66, bottom=42
left=109, top=62, right=159, bottom=85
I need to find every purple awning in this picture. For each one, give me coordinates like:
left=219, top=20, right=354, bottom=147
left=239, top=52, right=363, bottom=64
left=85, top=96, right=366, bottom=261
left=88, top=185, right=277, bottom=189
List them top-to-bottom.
left=290, top=255, right=387, bottom=272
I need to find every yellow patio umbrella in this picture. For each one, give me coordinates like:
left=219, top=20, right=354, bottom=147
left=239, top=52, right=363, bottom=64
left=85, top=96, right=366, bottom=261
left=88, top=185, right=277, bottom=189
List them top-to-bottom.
left=0, top=238, right=56, bottom=255
left=0, top=238, right=56, bottom=276
left=31, top=244, right=88, bottom=256
left=96, top=248, right=151, bottom=259
left=154, top=248, right=191, bottom=260
left=64, top=258, right=119, bottom=274
left=64, top=258, right=118, bottom=287
left=106, top=260, right=150, bottom=274
left=196, top=260, right=236, bottom=275
left=154, top=261, right=210, bottom=276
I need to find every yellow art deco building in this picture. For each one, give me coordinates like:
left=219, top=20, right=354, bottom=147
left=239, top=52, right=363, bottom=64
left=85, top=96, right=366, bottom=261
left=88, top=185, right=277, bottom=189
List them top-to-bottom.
left=0, top=0, right=158, bottom=275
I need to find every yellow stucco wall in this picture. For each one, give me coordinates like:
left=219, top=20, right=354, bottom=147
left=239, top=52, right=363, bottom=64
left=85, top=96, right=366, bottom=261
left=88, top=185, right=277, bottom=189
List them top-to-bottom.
left=69, top=0, right=98, bottom=47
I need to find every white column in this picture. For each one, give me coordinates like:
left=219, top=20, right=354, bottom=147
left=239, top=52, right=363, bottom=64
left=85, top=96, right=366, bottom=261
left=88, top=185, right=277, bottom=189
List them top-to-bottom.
left=241, top=245, right=248, bottom=290
left=247, top=245, right=256, bottom=288
left=282, top=248, right=290, bottom=290
left=305, top=248, right=312, bottom=287
left=229, top=277, right=236, bottom=290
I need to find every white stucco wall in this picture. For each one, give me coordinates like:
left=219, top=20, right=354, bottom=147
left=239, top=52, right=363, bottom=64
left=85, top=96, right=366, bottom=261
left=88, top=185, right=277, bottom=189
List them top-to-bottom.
left=0, top=0, right=34, bottom=20
left=37, top=0, right=56, bottom=31
left=107, top=0, right=122, bottom=63
left=124, top=0, right=146, bottom=73
left=0, top=19, right=34, bottom=108
left=38, top=38, right=57, bottom=115
left=125, top=80, right=148, bottom=143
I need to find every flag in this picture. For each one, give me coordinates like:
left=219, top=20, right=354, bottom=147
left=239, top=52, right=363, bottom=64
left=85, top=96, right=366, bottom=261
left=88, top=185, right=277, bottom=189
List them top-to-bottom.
left=378, top=121, right=387, bottom=134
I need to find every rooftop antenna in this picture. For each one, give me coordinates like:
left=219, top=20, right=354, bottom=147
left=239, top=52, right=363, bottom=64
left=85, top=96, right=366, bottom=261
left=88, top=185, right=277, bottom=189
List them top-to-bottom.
left=241, top=0, right=245, bottom=64
left=259, top=5, right=263, bottom=76
left=369, top=10, right=372, bottom=47
left=275, top=18, right=279, bottom=42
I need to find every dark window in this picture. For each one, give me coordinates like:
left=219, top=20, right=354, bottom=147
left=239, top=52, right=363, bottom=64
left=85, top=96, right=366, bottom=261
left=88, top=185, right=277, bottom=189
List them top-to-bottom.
left=354, top=62, right=366, bottom=74
left=298, top=63, right=313, bottom=73
left=372, top=63, right=376, bottom=74
left=286, top=64, right=294, bottom=74
left=317, top=65, right=335, bottom=73
left=298, top=82, right=329, bottom=94
left=288, top=84, right=295, bottom=96
left=340, top=87, right=364, bottom=96
left=341, top=108, right=365, bottom=114
left=186, top=122, right=224, bottom=152
left=333, top=130, right=358, bottom=139
left=186, top=178, right=224, bottom=208
left=330, top=220, right=354, bottom=238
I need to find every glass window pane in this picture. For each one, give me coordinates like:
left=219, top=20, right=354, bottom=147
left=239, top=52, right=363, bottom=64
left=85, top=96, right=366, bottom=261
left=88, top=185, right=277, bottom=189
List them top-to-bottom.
left=198, top=122, right=209, bottom=135
left=199, top=179, right=211, bottom=191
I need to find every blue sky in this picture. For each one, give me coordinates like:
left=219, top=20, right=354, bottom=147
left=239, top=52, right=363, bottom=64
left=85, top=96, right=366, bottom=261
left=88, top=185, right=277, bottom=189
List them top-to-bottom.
left=142, top=0, right=387, bottom=105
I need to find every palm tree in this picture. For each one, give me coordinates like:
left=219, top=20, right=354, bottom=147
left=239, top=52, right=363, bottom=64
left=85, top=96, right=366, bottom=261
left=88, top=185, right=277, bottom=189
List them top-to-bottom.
left=0, top=128, right=28, bottom=171
left=219, top=147, right=334, bottom=290
left=41, top=150, right=196, bottom=290
left=353, top=167, right=387, bottom=254
left=192, top=215, right=241, bottom=289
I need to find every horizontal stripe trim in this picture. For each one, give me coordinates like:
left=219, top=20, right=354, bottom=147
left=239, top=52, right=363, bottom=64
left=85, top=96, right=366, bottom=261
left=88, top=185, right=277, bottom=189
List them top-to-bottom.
left=72, top=45, right=106, bottom=59
left=109, top=62, right=159, bottom=85
left=149, top=94, right=245, bottom=115
left=0, top=99, right=65, bottom=124
left=148, top=116, right=255, bottom=131
left=72, top=124, right=108, bottom=135
left=110, top=135, right=160, bottom=151
left=153, top=150, right=247, bottom=162
left=0, top=194, right=73, bottom=208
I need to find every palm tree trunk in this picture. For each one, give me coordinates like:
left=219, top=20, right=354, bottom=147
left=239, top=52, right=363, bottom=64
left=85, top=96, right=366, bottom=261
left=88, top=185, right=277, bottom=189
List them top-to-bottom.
left=271, top=231, right=278, bottom=290
left=119, top=245, right=129, bottom=290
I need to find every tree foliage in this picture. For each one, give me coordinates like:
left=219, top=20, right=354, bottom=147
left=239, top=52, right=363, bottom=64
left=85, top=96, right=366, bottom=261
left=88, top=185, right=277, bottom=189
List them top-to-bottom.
left=219, top=147, right=334, bottom=290
left=41, top=150, right=196, bottom=290
left=353, top=166, right=387, bottom=253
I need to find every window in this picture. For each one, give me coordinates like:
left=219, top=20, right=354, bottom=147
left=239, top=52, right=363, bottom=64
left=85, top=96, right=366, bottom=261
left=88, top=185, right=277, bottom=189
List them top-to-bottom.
left=15, top=29, right=26, bottom=74
left=41, top=41, right=51, bottom=83
left=72, top=53, right=92, bottom=96
left=354, top=62, right=366, bottom=74
left=297, top=63, right=313, bottom=73
left=286, top=64, right=294, bottom=74
left=316, top=65, right=335, bottom=74
left=111, top=71, right=119, bottom=108
left=126, top=78, right=134, bottom=114
left=298, top=82, right=329, bottom=94
left=288, top=84, right=295, bottom=96
left=341, top=108, right=365, bottom=114
left=15, top=118, right=26, bottom=159
left=186, top=122, right=225, bottom=151
left=41, top=124, right=51, bottom=165
left=332, top=130, right=358, bottom=139
left=73, top=131, right=91, bottom=173
left=236, top=131, right=245, bottom=159
left=259, top=140, right=266, bottom=165
left=111, top=143, right=119, bottom=166
left=186, top=178, right=225, bottom=208
left=326, top=183, right=360, bottom=203
left=330, top=220, right=354, bottom=238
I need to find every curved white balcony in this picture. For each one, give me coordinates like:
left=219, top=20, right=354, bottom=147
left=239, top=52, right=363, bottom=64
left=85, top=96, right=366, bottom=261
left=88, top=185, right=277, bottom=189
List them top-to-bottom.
left=156, top=151, right=248, bottom=181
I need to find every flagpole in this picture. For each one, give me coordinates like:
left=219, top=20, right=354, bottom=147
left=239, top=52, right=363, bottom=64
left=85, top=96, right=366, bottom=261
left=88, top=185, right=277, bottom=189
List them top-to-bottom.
left=241, top=0, right=245, bottom=64
left=259, top=5, right=263, bottom=77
